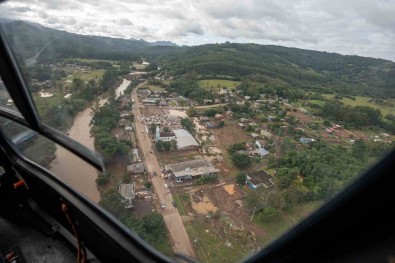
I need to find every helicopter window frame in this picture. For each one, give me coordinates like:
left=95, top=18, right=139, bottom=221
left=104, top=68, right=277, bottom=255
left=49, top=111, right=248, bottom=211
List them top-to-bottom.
left=0, top=32, right=104, bottom=172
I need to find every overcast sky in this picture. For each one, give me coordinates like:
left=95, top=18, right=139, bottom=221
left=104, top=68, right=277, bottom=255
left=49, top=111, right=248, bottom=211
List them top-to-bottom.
left=1, top=0, right=395, bottom=61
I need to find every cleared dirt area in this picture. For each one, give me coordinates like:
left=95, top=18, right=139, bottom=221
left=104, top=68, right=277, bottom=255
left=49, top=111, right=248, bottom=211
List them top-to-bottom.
left=140, top=106, right=167, bottom=115
left=209, top=121, right=252, bottom=178
left=211, top=121, right=252, bottom=150
left=157, top=150, right=201, bottom=166
left=223, top=184, right=235, bottom=195
left=191, top=193, right=218, bottom=214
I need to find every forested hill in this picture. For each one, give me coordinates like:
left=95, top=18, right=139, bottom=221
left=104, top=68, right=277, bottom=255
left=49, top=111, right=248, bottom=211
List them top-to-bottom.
left=0, top=20, right=179, bottom=62
left=1, top=20, right=394, bottom=97
left=157, top=43, right=395, bottom=97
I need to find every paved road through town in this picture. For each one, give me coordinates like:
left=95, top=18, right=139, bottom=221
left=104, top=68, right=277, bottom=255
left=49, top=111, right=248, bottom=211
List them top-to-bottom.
left=131, top=83, right=195, bottom=257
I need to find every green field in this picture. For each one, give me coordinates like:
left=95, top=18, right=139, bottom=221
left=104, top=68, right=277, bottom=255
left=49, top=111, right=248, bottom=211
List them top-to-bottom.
left=65, top=58, right=117, bottom=64
left=133, top=63, right=147, bottom=70
left=66, top=69, right=105, bottom=82
left=197, top=79, right=241, bottom=91
left=145, top=85, right=165, bottom=92
left=33, top=93, right=64, bottom=116
left=320, top=95, right=395, bottom=116
left=306, top=99, right=326, bottom=106
left=173, top=194, right=187, bottom=216
left=253, top=201, right=323, bottom=243
left=185, top=218, right=255, bottom=263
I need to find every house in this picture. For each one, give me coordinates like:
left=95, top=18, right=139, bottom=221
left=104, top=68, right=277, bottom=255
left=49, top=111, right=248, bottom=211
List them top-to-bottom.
left=218, top=88, right=228, bottom=95
left=138, top=89, right=151, bottom=96
left=142, top=98, right=158, bottom=105
left=159, top=98, right=167, bottom=106
left=203, top=99, right=213, bottom=104
left=298, top=107, right=308, bottom=114
left=225, top=110, right=233, bottom=118
left=215, top=113, right=223, bottom=120
left=200, top=116, right=210, bottom=122
left=240, top=118, right=249, bottom=123
left=118, top=119, right=127, bottom=127
left=204, top=122, right=215, bottom=128
left=249, top=122, right=258, bottom=127
left=238, top=123, right=246, bottom=129
left=125, top=124, right=133, bottom=131
left=155, top=126, right=176, bottom=142
left=294, top=127, right=305, bottom=132
left=325, top=128, right=335, bottom=133
left=173, top=129, right=199, bottom=150
left=260, top=130, right=272, bottom=139
left=159, top=132, right=176, bottom=141
left=250, top=133, right=261, bottom=140
left=380, top=133, right=390, bottom=138
left=299, top=138, right=315, bottom=144
left=255, top=140, right=265, bottom=148
left=246, top=141, right=255, bottom=150
left=258, top=147, right=269, bottom=157
left=130, top=148, right=142, bottom=163
left=249, top=149, right=260, bottom=156
left=236, top=150, right=249, bottom=155
left=165, top=159, right=219, bottom=182
left=127, top=162, right=145, bottom=174
left=246, top=171, right=274, bottom=189
left=118, top=183, right=135, bottom=208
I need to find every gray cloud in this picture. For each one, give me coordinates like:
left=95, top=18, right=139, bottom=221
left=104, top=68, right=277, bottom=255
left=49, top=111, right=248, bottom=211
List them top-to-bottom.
left=0, top=0, right=394, bottom=60
left=171, top=22, right=204, bottom=36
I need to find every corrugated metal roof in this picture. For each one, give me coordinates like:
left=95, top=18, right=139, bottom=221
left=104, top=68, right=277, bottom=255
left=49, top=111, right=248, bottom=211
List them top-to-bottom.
left=173, top=129, right=199, bottom=149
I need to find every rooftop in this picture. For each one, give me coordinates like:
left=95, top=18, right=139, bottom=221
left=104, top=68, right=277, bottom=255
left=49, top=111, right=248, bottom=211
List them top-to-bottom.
left=173, top=129, right=199, bottom=149
left=165, top=159, right=209, bottom=172
left=173, top=166, right=219, bottom=178
left=247, top=171, right=274, bottom=188
left=118, top=183, right=135, bottom=200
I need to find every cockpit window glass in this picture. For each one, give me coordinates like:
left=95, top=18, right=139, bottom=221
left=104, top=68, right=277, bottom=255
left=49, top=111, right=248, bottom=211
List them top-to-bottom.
left=1, top=1, right=394, bottom=262
left=0, top=76, right=22, bottom=115
left=0, top=117, right=100, bottom=202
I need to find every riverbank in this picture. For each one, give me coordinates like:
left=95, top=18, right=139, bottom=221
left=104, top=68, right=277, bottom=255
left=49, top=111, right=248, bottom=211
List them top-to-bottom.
left=50, top=104, right=101, bottom=203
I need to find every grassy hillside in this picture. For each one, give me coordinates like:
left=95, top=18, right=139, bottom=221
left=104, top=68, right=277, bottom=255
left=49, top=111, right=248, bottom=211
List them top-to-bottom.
left=158, top=43, right=395, bottom=98
left=197, top=79, right=241, bottom=90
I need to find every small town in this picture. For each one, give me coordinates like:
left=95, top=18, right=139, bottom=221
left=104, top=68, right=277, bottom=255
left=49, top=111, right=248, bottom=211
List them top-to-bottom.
left=0, top=17, right=394, bottom=263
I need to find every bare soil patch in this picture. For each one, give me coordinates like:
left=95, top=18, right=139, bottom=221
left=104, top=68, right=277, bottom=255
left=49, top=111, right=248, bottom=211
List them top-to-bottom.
left=140, top=106, right=167, bottom=115
left=157, top=150, right=201, bottom=166
left=191, top=191, right=218, bottom=214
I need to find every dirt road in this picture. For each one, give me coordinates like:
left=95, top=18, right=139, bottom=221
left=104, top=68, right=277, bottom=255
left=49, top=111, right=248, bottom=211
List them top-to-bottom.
left=132, top=85, right=195, bottom=257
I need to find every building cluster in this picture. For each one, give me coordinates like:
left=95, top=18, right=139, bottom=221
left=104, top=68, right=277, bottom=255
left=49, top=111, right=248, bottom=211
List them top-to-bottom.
left=142, top=114, right=182, bottom=129
left=156, top=126, right=199, bottom=150
left=164, top=159, right=219, bottom=183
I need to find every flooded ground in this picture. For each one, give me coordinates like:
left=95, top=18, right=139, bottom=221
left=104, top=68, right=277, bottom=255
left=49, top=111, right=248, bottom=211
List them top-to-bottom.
left=115, top=78, right=131, bottom=99
left=50, top=97, right=108, bottom=203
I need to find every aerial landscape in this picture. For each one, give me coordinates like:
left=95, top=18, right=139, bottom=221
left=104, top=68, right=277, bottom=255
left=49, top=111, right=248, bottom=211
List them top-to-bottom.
left=0, top=13, right=394, bottom=263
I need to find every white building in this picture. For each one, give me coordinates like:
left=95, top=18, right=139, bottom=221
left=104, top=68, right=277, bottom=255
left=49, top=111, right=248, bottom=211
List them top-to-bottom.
left=173, top=129, right=199, bottom=150
left=118, top=183, right=135, bottom=208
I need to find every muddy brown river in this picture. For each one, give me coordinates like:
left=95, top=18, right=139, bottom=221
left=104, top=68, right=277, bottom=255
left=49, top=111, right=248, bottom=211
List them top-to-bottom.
left=50, top=98, right=108, bottom=203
